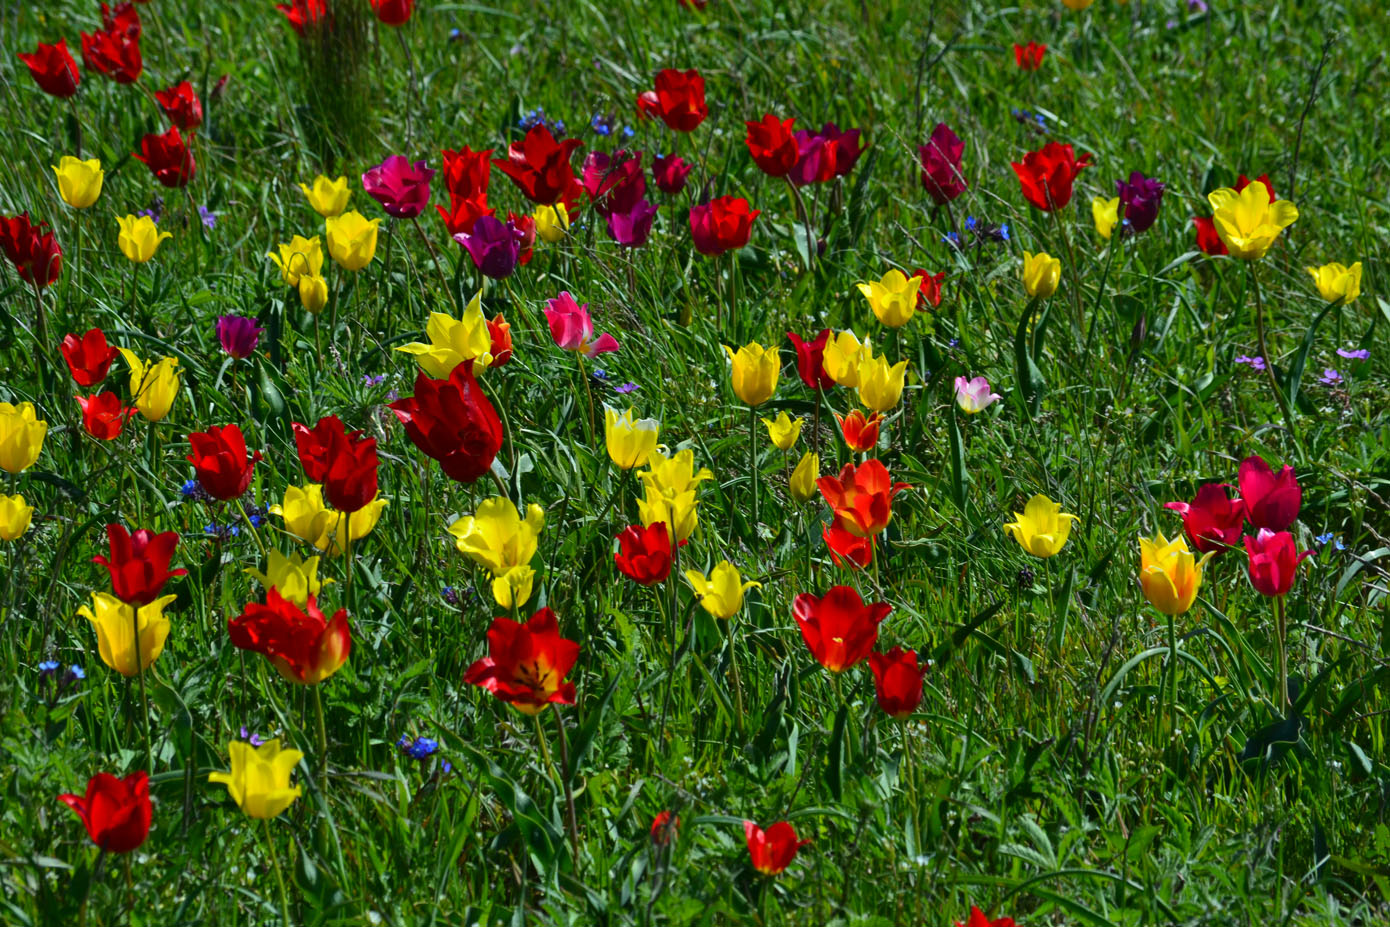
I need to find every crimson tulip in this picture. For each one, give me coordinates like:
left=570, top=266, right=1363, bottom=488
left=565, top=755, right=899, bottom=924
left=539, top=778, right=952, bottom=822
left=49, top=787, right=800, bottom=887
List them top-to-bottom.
left=371, top=0, right=414, bottom=25
left=80, top=26, right=141, bottom=84
left=17, top=39, right=81, bottom=98
left=1014, top=42, right=1046, bottom=70
left=636, top=68, right=708, bottom=132
left=154, top=80, right=203, bottom=131
left=745, top=114, right=798, bottom=177
left=493, top=125, right=583, bottom=207
left=134, top=127, right=196, bottom=188
left=1012, top=141, right=1091, bottom=212
left=441, top=146, right=493, bottom=199
left=651, top=154, right=691, bottom=194
left=436, top=192, right=493, bottom=239
left=689, top=195, right=759, bottom=256
left=0, top=213, right=63, bottom=289
left=61, top=329, right=120, bottom=387
left=787, top=329, right=835, bottom=391
left=389, top=362, right=503, bottom=484
left=77, top=392, right=136, bottom=441
left=292, top=415, right=380, bottom=513
left=186, top=424, right=262, bottom=500
left=1238, top=455, right=1300, bottom=532
left=1164, top=483, right=1245, bottom=555
left=614, top=522, right=675, bottom=586
left=823, top=522, right=873, bottom=569
left=93, top=524, right=186, bottom=606
left=1244, top=529, right=1312, bottom=598
left=792, top=584, right=891, bottom=672
left=228, top=589, right=352, bottom=685
left=464, top=608, right=579, bottom=714
left=869, top=647, right=927, bottom=719
left=57, top=771, right=150, bottom=853
left=744, top=820, right=808, bottom=875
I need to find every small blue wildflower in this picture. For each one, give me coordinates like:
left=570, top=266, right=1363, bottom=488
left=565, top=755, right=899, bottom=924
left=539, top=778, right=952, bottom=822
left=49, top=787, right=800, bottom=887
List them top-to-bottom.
left=449, top=27, right=463, bottom=41
left=590, top=113, right=613, bottom=136
left=1035, top=113, right=1047, bottom=129
left=622, top=126, right=635, bottom=139
left=199, top=206, right=218, bottom=229
left=138, top=208, right=160, bottom=223
left=965, top=216, right=977, bottom=231
left=999, top=224, right=1010, bottom=242
left=942, top=231, right=961, bottom=248
left=948, top=338, right=960, bottom=349
left=1235, top=355, right=1267, bottom=372
left=591, top=367, right=609, bottom=381
left=615, top=382, right=638, bottom=394
left=249, top=514, right=265, bottom=528
left=204, top=523, right=239, bottom=540
left=1315, top=533, right=1334, bottom=545
left=442, top=586, right=460, bottom=605
left=38, top=660, right=60, bottom=673
left=69, top=665, right=85, bottom=680
left=240, top=726, right=265, bottom=746
left=397, top=734, right=412, bottom=750
left=408, top=737, right=439, bottom=759
left=442, top=760, right=453, bottom=774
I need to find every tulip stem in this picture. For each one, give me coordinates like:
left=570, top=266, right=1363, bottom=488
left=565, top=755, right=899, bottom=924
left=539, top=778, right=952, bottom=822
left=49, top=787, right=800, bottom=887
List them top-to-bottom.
left=1052, top=207, right=1085, bottom=338
left=1249, top=266, right=1305, bottom=463
left=576, top=355, right=597, bottom=445
left=748, top=406, right=759, bottom=531
left=236, top=498, right=268, bottom=562
left=1275, top=594, right=1290, bottom=713
left=1164, top=611, right=1178, bottom=737
left=133, top=613, right=153, bottom=772
left=727, top=614, right=745, bottom=732
left=313, top=684, right=329, bottom=795
left=550, top=705, right=582, bottom=872
left=264, top=819, right=291, bottom=927
left=77, top=848, right=106, bottom=927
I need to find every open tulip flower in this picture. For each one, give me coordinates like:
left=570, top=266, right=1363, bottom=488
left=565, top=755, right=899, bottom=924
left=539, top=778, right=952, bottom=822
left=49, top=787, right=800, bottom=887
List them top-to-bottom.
left=81, top=25, right=142, bottom=84
left=19, top=39, right=81, bottom=98
left=1014, top=41, right=1046, bottom=70
left=154, top=81, right=203, bottom=132
left=746, top=114, right=799, bottom=177
left=493, top=125, right=583, bottom=206
left=133, top=127, right=195, bottom=188
left=1012, top=141, right=1092, bottom=211
left=362, top=155, right=435, bottom=219
left=300, top=175, right=351, bottom=217
left=1206, top=182, right=1297, bottom=260
left=690, top=196, right=760, bottom=256
left=1093, top=196, right=1121, bottom=240
left=0, top=213, right=63, bottom=289
left=117, top=215, right=171, bottom=263
left=269, top=235, right=324, bottom=286
left=1306, top=261, right=1361, bottom=304
left=858, top=269, right=922, bottom=328
left=397, top=290, right=495, bottom=377
left=545, top=291, right=620, bottom=357
left=856, top=354, right=908, bottom=413
left=389, top=362, right=503, bottom=484
left=954, top=376, right=1001, bottom=414
left=76, top=393, right=136, bottom=441
left=605, top=407, right=660, bottom=470
left=836, top=408, right=882, bottom=453
left=761, top=411, right=803, bottom=450
left=1238, top=455, right=1300, bottom=532
left=817, top=459, right=908, bottom=538
left=1165, top=483, right=1245, bottom=554
left=270, top=484, right=389, bottom=557
left=1004, top=494, right=1079, bottom=558
left=448, top=497, right=545, bottom=605
left=823, top=520, right=874, bottom=569
left=1139, top=532, right=1213, bottom=616
left=245, top=550, right=329, bottom=608
left=685, top=560, right=760, bottom=619
left=793, top=584, right=891, bottom=673
left=228, top=588, right=352, bottom=685
left=79, top=592, right=176, bottom=676
left=465, top=608, right=579, bottom=714
left=869, top=647, right=927, bottom=719
left=209, top=739, right=303, bottom=819
left=57, top=771, right=151, bottom=853
left=744, top=820, right=809, bottom=875
left=956, top=907, right=1017, bottom=927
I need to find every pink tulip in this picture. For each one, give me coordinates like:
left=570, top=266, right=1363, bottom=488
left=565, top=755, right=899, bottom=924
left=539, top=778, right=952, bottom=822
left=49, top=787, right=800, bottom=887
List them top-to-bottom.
left=362, top=155, right=435, bottom=219
left=544, top=291, right=619, bottom=358
left=953, top=376, right=1000, bottom=413
left=1244, top=528, right=1312, bottom=597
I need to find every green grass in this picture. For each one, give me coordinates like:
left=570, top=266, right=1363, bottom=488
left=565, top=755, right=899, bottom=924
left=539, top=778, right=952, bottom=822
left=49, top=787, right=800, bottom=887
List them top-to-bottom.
left=2, top=0, right=1389, bottom=924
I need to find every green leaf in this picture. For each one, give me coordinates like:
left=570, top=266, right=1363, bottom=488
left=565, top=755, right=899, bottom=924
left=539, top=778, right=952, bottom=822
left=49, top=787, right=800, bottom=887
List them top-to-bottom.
left=1013, top=297, right=1045, bottom=417
left=1286, top=298, right=1338, bottom=408
left=826, top=703, right=847, bottom=802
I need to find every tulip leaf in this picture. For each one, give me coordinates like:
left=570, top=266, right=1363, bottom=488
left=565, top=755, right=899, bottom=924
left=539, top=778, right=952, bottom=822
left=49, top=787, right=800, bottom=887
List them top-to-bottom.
left=1013, top=298, right=1045, bottom=417
left=1285, top=299, right=1338, bottom=409
left=567, top=673, right=620, bottom=784
left=826, top=703, right=847, bottom=802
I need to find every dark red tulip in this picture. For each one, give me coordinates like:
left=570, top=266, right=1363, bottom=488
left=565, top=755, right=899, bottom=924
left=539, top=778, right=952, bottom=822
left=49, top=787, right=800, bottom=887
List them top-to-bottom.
left=277, top=0, right=328, bottom=36
left=370, top=0, right=414, bottom=25
left=101, top=2, right=142, bottom=39
left=80, top=26, right=141, bottom=84
left=17, top=39, right=81, bottom=98
left=1014, top=41, right=1046, bottom=71
left=636, top=68, right=708, bottom=132
left=154, top=80, right=203, bottom=131
left=745, top=114, right=799, bottom=178
left=816, top=122, right=864, bottom=178
left=919, top=122, right=967, bottom=205
left=493, top=125, right=583, bottom=207
left=134, top=126, right=196, bottom=188
left=787, top=129, right=836, bottom=186
left=1012, top=141, right=1092, bottom=212
left=582, top=150, right=646, bottom=217
left=651, top=154, right=691, bottom=194
left=689, top=195, right=759, bottom=257
left=509, top=211, right=537, bottom=265
left=0, top=213, right=63, bottom=290
left=1192, top=216, right=1226, bottom=255
left=62, top=329, right=120, bottom=387
left=787, top=329, right=835, bottom=391
left=389, top=362, right=503, bottom=484
left=77, top=392, right=137, bottom=441
left=292, top=415, right=379, bottom=513
left=186, top=424, right=262, bottom=501
left=1238, top=455, right=1301, bottom=532
left=1164, top=483, right=1245, bottom=555
left=614, top=522, right=675, bottom=586
left=93, top=524, right=186, bottom=606
left=1245, top=529, right=1312, bottom=598
left=792, top=584, right=891, bottom=672
left=229, top=589, right=352, bottom=685
left=464, top=608, right=579, bottom=714
left=869, top=646, right=927, bottom=719
left=57, top=771, right=151, bottom=853
left=744, top=820, right=808, bottom=875
left=956, top=906, right=1017, bottom=927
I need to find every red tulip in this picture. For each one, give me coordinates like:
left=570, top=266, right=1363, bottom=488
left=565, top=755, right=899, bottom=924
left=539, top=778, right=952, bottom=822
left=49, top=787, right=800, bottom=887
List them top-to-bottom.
left=277, top=0, right=328, bottom=36
left=371, top=0, right=414, bottom=26
left=101, top=2, right=142, bottom=39
left=80, top=26, right=141, bottom=84
left=17, top=39, right=81, bottom=98
left=1014, top=41, right=1046, bottom=71
left=636, top=68, right=708, bottom=133
left=154, top=80, right=203, bottom=132
left=745, top=114, right=799, bottom=178
left=815, top=122, right=864, bottom=179
left=918, top=122, right=967, bottom=205
left=493, top=125, right=583, bottom=207
left=134, top=126, right=196, bottom=188
left=1012, top=141, right=1091, bottom=212
left=441, top=146, right=493, bottom=199
left=651, top=153, right=691, bottom=194
left=436, top=192, right=493, bottom=239
left=689, top=195, right=759, bottom=257
left=509, top=211, right=537, bottom=265
left=0, top=213, right=63, bottom=290
left=1192, top=216, right=1226, bottom=255
left=910, top=269, right=946, bottom=309
left=487, top=313, right=513, bottom=367
left=61, top=329, right=120, bottom=387
left=787, top=329, right=835, bottom=391
left=389, top=362, right=503, bottom=484
left=77, top=392, right=137, bottom=441
left=836, top=409, right=882, bottom=453
left=291, top=415, right=380, bottom=513
left=186, top=424, right=262, bottom=501
left=1238, top=455, right=1301, bottom=532
left=816, top=459, right=909, bottom=538
left=1164, top=483, right=1245, bottom=555
left=614, top=522, right=675, bottom=586
left=823, top=522, right=873, bottom=569
left=92, top=524, right=186, bottom=606
left=1244, top=529, right=1312, bottom=598
left=792, top=584, right=891, bottom=673
left=228, top=589, right=352, bottom=685
left=464, top=608, right=579, bottom=714
left=869, top=647, right=927, bottom=719
left=57, top=771, right=151, bottom=853
left=651, top=810, right=679, bottom=845
left=744, top=820, right=808, bottom=875
left=956, top=906, right=1017, bottom=927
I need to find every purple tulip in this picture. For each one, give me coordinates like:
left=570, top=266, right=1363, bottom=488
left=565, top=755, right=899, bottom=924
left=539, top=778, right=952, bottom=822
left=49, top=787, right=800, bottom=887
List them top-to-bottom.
left=788, top=131, right=834, bottom=186
left=651, top=154, right=691, bottom=194
left=362, top=155, right=435, bottom=219
left=1116, top=171, right=1165, bottom=233
left=606, top=199, right=659, bottom=248
left=455, top=215, right=523, bottom=279
left=217, top=315, right=264, bottom=359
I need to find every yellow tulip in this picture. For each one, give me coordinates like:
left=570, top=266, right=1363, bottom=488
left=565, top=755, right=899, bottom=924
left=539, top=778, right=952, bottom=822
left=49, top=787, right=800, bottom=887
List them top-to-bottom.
left=53, top=156, right=104, bottom=209
left=299, top=175, right=351, bottom=217
left=1207, top=183, right=1298, bottom=260
left=1092, top=196, right=1120, bottom=240
left=534, top=203, right=570, bottom=243
left=324, top=211, right=379, bottom=272
left=116, top=215, right=172, bottom=263
left=268, top=235, right=324, bottom=286
left=1022, top=251, right=1061, bottom=298
left=1306, top=262, right=1361, bottom=305
left=857, top=269, right=922, bottom=329
left=298, top=274, right=329, bottom=313
left=396, top=290, right=492, bottom=377
left=823, top=331, right=871, bottom=387
left=723, top=342, right=780, bottom=407
left=116, top=349, right=180, bottom=422
left=856, top=355, right=908, bottom=413
left=0, top=402, right=47, bottom=473
left=604, top=407, right=660, bottom=470
left=761, top=411, right=803, bottom=451
left=638, top=448, right=713, bottom=499
left=789, top=451, right=819, bottom=502
left=269, top=484, right=388, bottom=557
left=638, top=487, right=700, bottom=543
left=0, top=493, right=33, bottom=541
left=1004, top=494, right=1079, bottom=558
left=448, top=497, right=544, bottom=576
left=1138, top=532, right=1212, bottom=616
left=245, top=550, right=330, bottom=608
left=684, top=561, right=760, bottom=619
left=492, top=566, right=536, bottom=609
left=78, top=592, right=175, bottom=676
left=209, top=739, right=303, bottom=819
